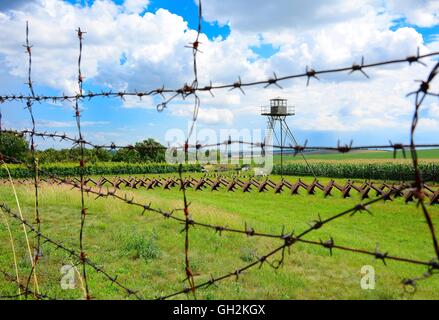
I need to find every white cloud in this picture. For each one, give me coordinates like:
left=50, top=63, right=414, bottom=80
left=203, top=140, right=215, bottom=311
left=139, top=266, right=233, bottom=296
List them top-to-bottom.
left=123, top=0, right=149, bottom=14
left=201, top=0, right=377, bottom=32
left=201, top=0, right=438, bottom=32
left=386, top=0, right=439, bottom=28
left=0, top=1, right=195, bottom=94
left=121, top=94, right=154, bottom=109
left=427, top=102, right=439, bottom=118
left=172, top=106, right=234, bottom=125
left=418, top=117, right=439, bottom=130
left=36, top=120, right=109, bottom=128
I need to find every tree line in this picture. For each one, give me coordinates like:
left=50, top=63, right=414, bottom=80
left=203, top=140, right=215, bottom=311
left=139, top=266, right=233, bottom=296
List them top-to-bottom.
left=0, top=132, right=166, bottom=163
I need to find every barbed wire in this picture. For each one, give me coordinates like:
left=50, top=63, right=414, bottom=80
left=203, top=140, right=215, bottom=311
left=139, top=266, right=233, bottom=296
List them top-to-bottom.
left=0, top=0, right=438, bottom=300
left=175, top=0, right=203, bottom=296
left=23, top=20, right=42, bottom=299
left=73, top=27, right=91, bottom=300
left=1, top=52, right=438, bottom=111
left=409, top=61, right=439, bottom=260
left=2, top=128, right=439, bottom=157
left=0, top=134, right=438, bottom=298
left=16, top=162, right=439, bottom=298
left=11, top=163, right=437, bottom=298
left=158, top=182, right=439, bottom=299
left=0, top=203, right=142, bottom=299
left=0, top=270, right=53, bottom=300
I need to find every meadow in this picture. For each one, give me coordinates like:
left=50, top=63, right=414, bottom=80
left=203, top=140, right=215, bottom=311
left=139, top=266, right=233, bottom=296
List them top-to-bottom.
left=0, top=173, right=438, bottom=300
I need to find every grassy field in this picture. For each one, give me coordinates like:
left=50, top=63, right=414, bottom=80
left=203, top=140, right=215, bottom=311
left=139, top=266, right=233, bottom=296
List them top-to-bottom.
left=274, top=149, right=439, bottom=163
left=0, top=174, right=438, bottom=300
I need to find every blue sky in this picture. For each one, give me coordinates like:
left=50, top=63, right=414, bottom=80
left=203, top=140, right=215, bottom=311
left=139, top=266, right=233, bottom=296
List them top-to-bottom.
left=0, top=0, right=439, bottom=150
left=66, top=0, right=231, bottom=39
left=390, top=18, right=439, bottom=43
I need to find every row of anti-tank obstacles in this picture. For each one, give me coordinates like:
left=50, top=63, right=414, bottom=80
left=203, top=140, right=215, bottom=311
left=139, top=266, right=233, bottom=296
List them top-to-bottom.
left=4, top=176, right=439, bottom=205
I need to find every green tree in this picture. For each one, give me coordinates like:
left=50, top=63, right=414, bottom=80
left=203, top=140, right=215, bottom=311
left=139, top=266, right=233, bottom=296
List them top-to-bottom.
left=0, top=132, right=29, bottom=162
left=135, top=138, right=165, bottom=162
left=113, top=139, right=165, bottom=163
left=37, top=147, right=113, bottom=163
left=36, top=148, right=63, bottom=163
left=92, top=148, right=112, bottom=162
left=112, top=148, right=140, bottom=163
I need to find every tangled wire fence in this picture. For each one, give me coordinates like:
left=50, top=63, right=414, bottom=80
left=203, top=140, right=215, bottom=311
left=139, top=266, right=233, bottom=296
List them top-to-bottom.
left=0, top=0, right=439, bottom=300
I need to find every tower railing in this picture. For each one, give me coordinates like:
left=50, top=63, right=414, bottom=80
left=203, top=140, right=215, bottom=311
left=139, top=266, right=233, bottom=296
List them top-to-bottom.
left=261, top=105, right=295, bottom=116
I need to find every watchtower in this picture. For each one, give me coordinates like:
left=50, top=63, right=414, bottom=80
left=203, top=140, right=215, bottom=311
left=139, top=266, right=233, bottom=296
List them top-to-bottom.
left=260, top=97, right=315, bottom=177
left=261, top=97, right=295, bottom=118
left=261, top=97, right=299, bottom=177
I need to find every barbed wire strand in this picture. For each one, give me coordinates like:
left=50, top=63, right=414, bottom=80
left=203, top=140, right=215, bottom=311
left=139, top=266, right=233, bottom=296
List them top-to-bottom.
left=0, top=0, right=439, bottom=299
left=176, top=0, right=203, bottom=297
left=23, top=20, right=42, bottom=299
left=74, top=27, right=90, bottom=300
left=1, top=53, right=438, bottom=105
left=409, top=61, right=439, bottom=259
left=3, top=128, right=439, bottom=158
left=0, top=145, right=437, bottom=298
left=0, top=160, right=40, bottom=297
left=23, top=165, right=438, bottom=298
left=178, top=165, right=196, bottom=297
left=30, top=168, right=437, bottom=298
left=158, top=183, right=439, bottom=299
left=0, top=203, right=142, bottom=299
left=0, top=205, right=22, bottom=299
left=0, top=270, right=52, bottom=300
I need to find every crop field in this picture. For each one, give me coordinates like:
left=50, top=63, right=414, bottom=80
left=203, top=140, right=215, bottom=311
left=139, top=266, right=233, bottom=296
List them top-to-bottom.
left=274, top=149, right=439, bottom=162
left=0, top=174, right=438, bottom=299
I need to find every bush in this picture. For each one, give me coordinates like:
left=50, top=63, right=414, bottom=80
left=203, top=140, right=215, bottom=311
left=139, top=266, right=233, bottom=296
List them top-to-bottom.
left=0, top=162, right=202, bottom=178
left=124, top=231, right=160, bottom=262
left=239, top=247, right=258, bottom=262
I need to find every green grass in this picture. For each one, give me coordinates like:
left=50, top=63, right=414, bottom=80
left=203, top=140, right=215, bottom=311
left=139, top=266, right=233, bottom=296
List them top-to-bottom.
left=0, top=174, right=438, bottom=300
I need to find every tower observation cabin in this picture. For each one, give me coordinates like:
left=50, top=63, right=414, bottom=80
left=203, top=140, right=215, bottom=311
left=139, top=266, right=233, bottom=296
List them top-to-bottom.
left=261, top=97, right=295, bottom=117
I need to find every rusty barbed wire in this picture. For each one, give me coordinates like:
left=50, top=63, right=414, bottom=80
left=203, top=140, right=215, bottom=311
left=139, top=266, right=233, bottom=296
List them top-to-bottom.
left=1, top=0, right=439, bottom=300
left=176, top=0, right=203, bottom=297
left=22, top=21, right=42, bottom=299
left=73, top=27, right=90, bottom=300
left=156, top=49, right=439, bottom=298
left=0, top=53, right=438, bottom=107
left=409, top=61, right=439, bottom=260
left=2, top=128, right=439, bottom=157
left=0, top=145, right=438, bottom=298
left=0, top=154, right=414, bottom=251
left=22, top=164, right=438, bottom=297
left=178, top=165, right=196, bottom=297
left=26, top=166, right=437, bottom=298
left=157, top=182, right=439, bottom=299
left=0, top=203, right=142, bottom=299
left=402, top=266, right=439, bottom=293
left=0, top=270, right=53, bottom=300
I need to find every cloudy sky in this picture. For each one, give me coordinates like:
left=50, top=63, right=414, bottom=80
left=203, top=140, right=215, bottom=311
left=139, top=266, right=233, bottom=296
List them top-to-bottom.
left=0, top=0, right=438, bottom=149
